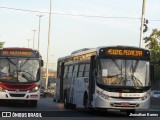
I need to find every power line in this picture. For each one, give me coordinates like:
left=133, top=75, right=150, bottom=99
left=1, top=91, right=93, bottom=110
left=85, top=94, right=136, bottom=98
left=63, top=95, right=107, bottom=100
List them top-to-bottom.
left=0, top=6, right=159, bottom=21
left=0, top=6, right=48, bottom=14
left=0, top=6, right=140, bottom=20
left=54, top=12, right=141, bottom=20
left=149, top=20, right=160, bottom=22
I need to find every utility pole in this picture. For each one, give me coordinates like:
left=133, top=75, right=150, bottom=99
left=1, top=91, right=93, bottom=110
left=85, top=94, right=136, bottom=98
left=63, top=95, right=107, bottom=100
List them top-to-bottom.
left=45, top=0, right=52, bottom=90
left=139, top=0, right=146, bottom=48
left=37, top=14, right=44, bottom=51
left=32, top=29, right=36, bottom=49
left=27, top=39, right=31, bottom=48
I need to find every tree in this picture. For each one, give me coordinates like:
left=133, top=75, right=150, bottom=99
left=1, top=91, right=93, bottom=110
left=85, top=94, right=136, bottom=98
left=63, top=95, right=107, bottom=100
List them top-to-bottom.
left=144, top=28, right=160, bottom=50
left=144, top=28, right=160, bottom=64
left=144, top=28, right=160, bottom=89
left=0, top=42, right=5, bottom=48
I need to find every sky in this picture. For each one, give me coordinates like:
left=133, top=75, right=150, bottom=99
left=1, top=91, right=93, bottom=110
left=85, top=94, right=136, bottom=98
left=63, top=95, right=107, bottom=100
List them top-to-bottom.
left=0, top=0, right=160, bottom=70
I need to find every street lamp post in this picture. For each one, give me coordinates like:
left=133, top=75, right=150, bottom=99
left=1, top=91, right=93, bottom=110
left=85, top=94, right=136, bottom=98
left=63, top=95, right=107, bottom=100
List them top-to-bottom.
left=45, top=0, right=52, bottom=90
left=139, top=0, right=146, bottom=48
left=37, top=14, right=44, bottom=51
left=32, top=29, right=36, bottom=49
left=27, top=39, right=31, bottom=48
left=51, top=55, right=54, bottom=69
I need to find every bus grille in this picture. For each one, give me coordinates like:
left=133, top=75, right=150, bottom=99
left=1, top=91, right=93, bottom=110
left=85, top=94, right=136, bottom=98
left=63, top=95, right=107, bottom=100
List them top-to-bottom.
left=8, top=90, right=28, bottom=92
left=9, top=94, right=25, bottom=97
left=111, top=97, right=140, bottom=100
left=110, top=103, right=139, bottom=108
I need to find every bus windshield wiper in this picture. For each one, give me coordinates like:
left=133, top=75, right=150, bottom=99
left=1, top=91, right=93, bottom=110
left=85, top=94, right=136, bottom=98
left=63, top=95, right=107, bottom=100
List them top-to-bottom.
left=6, top=58, right=16, bottom=66
left=20, top=58, right=30, bottom=68
left=131, top=75, right=143, bottom=86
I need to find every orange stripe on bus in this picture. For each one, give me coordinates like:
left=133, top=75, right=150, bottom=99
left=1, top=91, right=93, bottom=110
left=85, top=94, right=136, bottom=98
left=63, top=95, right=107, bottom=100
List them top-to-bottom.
left=119, top=93, right=122, bottom=97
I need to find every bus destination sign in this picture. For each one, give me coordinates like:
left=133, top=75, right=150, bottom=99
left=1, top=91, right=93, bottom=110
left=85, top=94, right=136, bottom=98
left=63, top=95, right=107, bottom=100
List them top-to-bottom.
left=106, top=49, right=143, bottom=56
left=1, top=50, right=36, bottom=57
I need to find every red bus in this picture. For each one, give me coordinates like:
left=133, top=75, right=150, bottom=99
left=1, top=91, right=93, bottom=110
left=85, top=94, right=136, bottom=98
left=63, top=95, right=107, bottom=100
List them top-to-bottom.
left=0, top=47, right=43, bottom=107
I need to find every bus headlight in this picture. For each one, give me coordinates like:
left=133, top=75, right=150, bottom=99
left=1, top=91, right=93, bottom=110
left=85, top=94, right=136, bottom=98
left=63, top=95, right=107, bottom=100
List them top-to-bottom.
left=30, top=85, right=39, bottom=92
left=0, top=86, right=5, bottom=92
left=97, top=90, right=109, bottom=100
left=101, top=93, right=109, bottom=100
left=141, top=96, right=148, bottom=100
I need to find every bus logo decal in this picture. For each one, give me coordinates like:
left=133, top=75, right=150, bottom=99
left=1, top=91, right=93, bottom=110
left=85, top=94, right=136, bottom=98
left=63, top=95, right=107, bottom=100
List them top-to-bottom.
left=16, top=89, right=19, bottom=93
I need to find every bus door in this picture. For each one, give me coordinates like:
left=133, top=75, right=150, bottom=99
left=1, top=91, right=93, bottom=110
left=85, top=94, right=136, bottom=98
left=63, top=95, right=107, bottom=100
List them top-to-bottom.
left=89, top=56, right=96, bottom=106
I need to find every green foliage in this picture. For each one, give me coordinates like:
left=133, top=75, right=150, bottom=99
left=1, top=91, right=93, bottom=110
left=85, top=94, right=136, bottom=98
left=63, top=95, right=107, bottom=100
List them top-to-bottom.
left=144, top=28, right=160, bottom=50
left=144, top=28, right=160, bottom=64
left=145, top=29, right=160, bottom=88
left=0, top=42, right=4, bottom=48
left=150, top=50, right=160, bottom=64
left=154, top=65, right=160, bottom=80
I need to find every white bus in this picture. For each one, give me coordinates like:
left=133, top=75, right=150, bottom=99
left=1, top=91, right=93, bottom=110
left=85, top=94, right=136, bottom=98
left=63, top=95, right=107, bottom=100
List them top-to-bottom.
left=54, top=46, right=151, bottom=114
left=0, top=47, right=43, bottom=107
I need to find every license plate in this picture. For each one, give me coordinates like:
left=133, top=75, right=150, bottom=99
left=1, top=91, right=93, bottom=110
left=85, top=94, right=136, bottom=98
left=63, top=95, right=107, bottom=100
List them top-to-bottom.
left=121, top=102, right=130, bottom=106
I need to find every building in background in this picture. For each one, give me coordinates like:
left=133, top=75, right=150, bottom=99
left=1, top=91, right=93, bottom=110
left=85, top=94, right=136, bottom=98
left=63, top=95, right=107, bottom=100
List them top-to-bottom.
left=40, top=68, right=57, bottom=95
left=41, top=68, right=57, bottom=79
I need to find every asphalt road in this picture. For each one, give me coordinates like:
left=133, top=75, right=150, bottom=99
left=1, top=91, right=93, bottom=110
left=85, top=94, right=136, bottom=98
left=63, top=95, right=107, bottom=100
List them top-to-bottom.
left=0, top=96, right=159, bottom=120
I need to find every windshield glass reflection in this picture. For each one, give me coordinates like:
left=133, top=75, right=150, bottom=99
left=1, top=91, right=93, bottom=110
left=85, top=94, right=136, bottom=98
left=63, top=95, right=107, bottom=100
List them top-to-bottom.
left=0, top=58, right=40, bottom=83
left=97, top=59, right=150, bottom=86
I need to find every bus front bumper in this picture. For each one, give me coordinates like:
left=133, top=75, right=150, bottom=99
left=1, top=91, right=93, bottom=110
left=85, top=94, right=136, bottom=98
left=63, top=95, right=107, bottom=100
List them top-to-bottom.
left=0, top=91, right=40, bottom=100
left=95, top=95, right=150, bottom=110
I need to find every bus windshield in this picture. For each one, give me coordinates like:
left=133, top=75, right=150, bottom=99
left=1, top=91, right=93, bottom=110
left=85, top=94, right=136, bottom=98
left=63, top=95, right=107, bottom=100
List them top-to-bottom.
left=0, top=58, right=40, bottom=83
left=98, top=59, right=150, bottom=87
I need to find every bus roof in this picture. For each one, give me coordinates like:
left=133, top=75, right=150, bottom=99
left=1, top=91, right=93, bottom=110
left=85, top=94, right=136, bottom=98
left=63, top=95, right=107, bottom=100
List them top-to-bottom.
left=58, top=45, right=150, bottom=62
left=0, top=47, right=42, bottom=58
left=2, top=47, right=34, bottom=51
left=58, top=48, right=97, bottom=61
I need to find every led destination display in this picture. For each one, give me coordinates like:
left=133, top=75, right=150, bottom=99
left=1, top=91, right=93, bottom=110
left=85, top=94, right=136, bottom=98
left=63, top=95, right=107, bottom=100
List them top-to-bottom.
left=107, top=49, right=143, bottom=56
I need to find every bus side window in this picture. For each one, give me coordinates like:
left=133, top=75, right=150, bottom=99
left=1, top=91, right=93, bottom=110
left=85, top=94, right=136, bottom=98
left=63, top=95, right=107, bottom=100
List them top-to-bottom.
left=57, top=64, right=61, bottom=78
left=73, top=64, right=78, bottom=77
left=78, top=64, right=85, bottom=77
left=84, top=64, right=90, bottom=77
left=68, top=65, right=73, bottom=77
left=63, top=66, right=69, bottom=79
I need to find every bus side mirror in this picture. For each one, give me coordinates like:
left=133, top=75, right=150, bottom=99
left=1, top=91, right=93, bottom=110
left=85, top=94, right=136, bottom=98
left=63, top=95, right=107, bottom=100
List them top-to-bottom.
left=41, top=60, right=44, bottom=67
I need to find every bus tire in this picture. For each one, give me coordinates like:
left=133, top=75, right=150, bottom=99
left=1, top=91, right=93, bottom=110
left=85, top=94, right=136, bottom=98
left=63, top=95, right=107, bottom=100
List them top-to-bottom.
left=64, top=91, right=69, bottom=109
left=83, top=91, right=88, bottom=109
